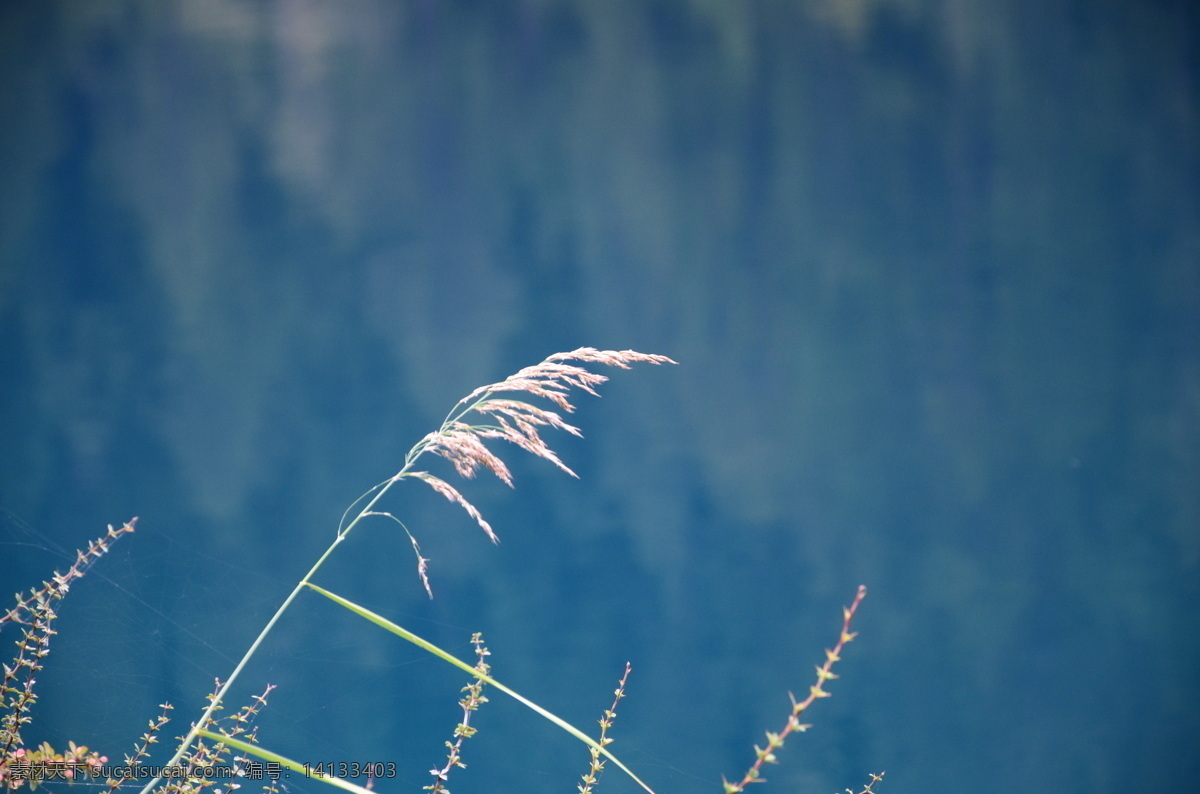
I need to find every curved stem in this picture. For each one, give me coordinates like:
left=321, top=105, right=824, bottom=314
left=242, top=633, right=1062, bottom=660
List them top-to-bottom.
left=138, top=394, right=497, bottom=794
left=136, top=464, right=414, bottom=794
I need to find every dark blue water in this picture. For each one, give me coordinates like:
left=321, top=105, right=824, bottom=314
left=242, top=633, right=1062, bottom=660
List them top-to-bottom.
left=2, top=2, right=1197, bottom=792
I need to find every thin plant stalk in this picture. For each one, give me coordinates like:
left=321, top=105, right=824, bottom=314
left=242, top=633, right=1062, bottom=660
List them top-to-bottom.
left=139, top=348, right=673, bottom=794
left=134, top=481, right=397, bottom=794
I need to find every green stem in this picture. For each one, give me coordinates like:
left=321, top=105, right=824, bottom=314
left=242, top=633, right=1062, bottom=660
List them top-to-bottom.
left=137, top=392, right=494, bottom=794
left=135, top=463, right=414, bottom=794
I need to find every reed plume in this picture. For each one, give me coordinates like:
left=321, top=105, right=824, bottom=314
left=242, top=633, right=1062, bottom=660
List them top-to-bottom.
left=391, top=347, right=675, bottom=595
left=4, top=349, right=882, bottom=794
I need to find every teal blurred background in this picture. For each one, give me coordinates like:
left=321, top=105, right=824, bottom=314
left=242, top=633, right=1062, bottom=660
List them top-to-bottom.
left=1, top=1, right=1197, bottom=792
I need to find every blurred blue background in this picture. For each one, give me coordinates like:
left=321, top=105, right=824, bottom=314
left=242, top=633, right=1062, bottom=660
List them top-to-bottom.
left=1, top=1, right=1197, bottom=792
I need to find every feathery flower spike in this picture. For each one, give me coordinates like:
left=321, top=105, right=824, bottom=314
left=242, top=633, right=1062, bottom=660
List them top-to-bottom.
left=397, top=349, right=674, bottom=596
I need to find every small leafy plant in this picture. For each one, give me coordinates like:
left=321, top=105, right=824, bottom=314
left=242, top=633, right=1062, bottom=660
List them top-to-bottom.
left=1, top=348, right=879, bottom=793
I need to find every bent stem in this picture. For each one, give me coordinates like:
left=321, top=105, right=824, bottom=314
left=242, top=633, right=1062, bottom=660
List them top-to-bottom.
left=139, top=349, right=673, bottom=794
left=140, top=392, right=476, bottom=792
left=134, top=473, right=408, bottom=794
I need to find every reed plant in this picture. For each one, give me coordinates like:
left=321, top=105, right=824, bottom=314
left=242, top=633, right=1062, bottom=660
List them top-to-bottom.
left=1, top=349, right=878, bottom=793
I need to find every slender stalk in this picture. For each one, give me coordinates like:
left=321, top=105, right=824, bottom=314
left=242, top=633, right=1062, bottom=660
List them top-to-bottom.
left=136, top=349, right=674, bottom=794
left=138, top=393, right=482, bottom=794
left=136, top=465, right=412, bottom=794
